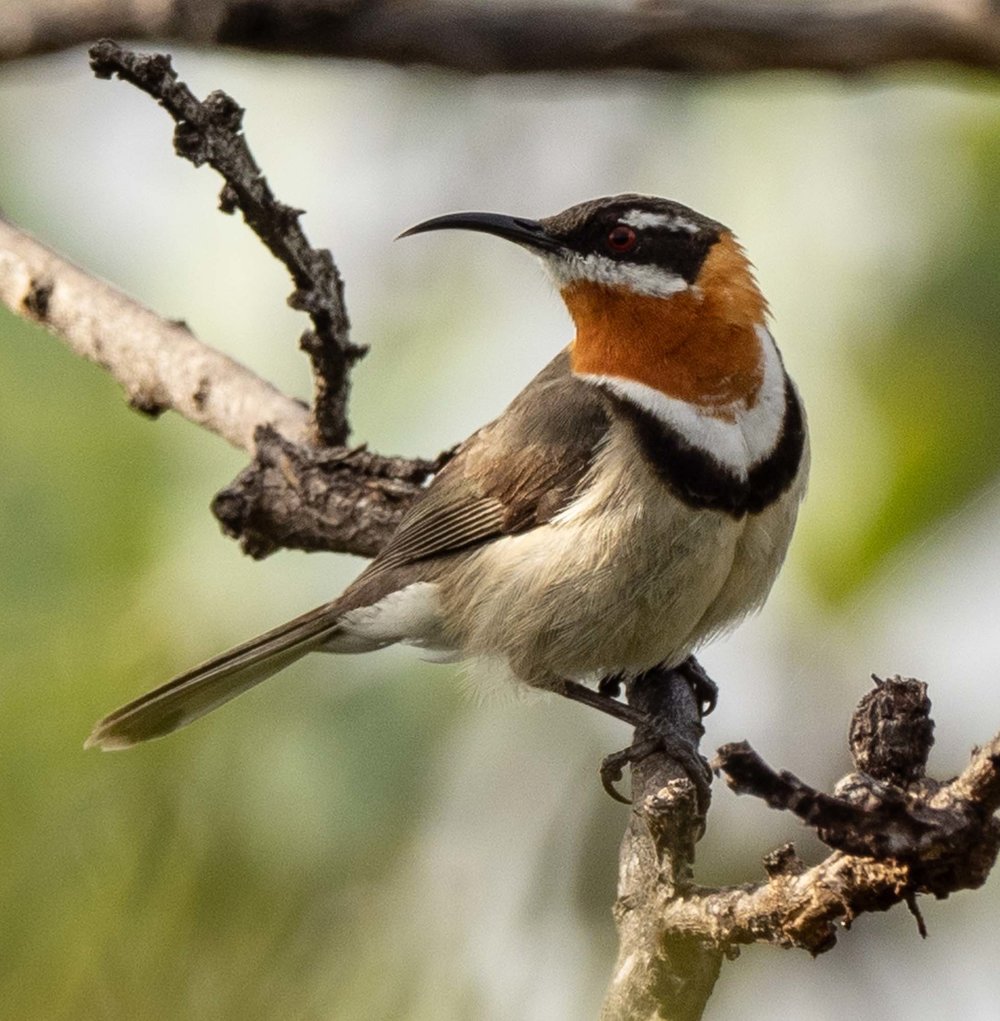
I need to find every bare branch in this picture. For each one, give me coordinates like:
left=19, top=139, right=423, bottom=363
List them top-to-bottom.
left=5, top=0, right=1000, bottom=76
left=89, top=38, right=363, bottom=447
left=50, top=40, right=442, bottom=559
left=0, top=212, right=436, bottom=559
left=0, top=216, right=311, bottom=451
left=212, top=426, right=442, bottom=558
left=601, top=667, right=722, bottom=1021
left=661, top=677, right=1000, bottom=958
left=714, top=741, right=942, bottom=859
left=661, top=851, right=911, bottom=955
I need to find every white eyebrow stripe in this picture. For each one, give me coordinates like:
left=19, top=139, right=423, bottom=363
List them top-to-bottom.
left=619, top=210, right=700, bottom=233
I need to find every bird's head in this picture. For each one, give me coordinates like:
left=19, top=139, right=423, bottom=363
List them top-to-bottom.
left=400, top=194, right=770, bottom=418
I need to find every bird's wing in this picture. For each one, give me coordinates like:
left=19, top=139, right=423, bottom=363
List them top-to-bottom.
left=351, top=350, right=609, bottom=586
left=86, top=351, right=609, bottom=750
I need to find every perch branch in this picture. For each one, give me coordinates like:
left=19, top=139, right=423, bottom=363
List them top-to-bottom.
left=5, top=0, right=1000, bottom=76
left=89, top=38, right=364, bottom=447
left=0, top=216, right=311, bottom=451
left=212, top=426, right=440, bottom=558
left=601, top=667, right=722, bottom=1021
left=603, top=676, right=1000, bottom=1017
left=658, top=677, right=1000, bottom=957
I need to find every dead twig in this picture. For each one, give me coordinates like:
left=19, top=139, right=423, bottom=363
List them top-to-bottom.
left=90, top=38, right=364, bottom=448
left=0, top=216, right=311, bottom=451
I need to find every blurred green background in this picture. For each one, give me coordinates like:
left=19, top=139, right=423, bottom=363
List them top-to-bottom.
left=2, top=44, right=1000, bottom=1021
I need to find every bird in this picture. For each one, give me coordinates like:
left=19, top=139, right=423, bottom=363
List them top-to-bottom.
left=86, top=193, right=808, bottom=755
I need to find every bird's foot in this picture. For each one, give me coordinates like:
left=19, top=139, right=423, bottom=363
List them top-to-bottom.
left=599, top=660, right=717, bottom=806
left=552, top=672, right=714, bottom=808
left=554, top=678, right=647, bottom=728
left=600, top=725, right=713, bottom=808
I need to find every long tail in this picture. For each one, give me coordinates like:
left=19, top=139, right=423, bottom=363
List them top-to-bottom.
left=85, top=603, right=343, bottom=750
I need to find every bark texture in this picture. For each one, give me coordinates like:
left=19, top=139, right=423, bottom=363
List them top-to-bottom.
left=0, top=217, right=311, bottom=451
left=601, top=669, right=722, bottom=1021
left=597, top=675, right=1000, bottom=1015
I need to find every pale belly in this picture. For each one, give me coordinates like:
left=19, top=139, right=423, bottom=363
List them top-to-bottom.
left=334, top=428, right=806, bottom=687
left=437, top=463, right=800, bottom=687
left=441, top=518, right=733, bottom=682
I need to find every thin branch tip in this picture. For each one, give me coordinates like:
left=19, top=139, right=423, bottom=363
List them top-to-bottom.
left=91, top=40, right=358, bottom=448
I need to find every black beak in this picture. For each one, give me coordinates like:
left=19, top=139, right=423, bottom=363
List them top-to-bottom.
left=397, top=211, right=562, bottom=253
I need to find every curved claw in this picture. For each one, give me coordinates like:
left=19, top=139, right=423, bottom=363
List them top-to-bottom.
left=679, top=657, right=719, bottom=717
left=600, top=731, right=713, bottom=812
left=599, top=736, right=670, bottom=805
left=600, top=751, right=633, bottom=804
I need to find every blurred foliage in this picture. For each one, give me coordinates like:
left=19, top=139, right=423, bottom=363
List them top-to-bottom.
left=808, top=105, right=1000, bottom=602
left=0, top=311, right=459, bottom=1018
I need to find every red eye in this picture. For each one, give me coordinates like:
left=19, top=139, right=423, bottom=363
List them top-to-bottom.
left=606, top=224, right=637, bottom=254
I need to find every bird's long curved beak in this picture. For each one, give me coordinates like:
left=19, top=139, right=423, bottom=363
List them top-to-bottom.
left=397, top=211, right=562, bottom=253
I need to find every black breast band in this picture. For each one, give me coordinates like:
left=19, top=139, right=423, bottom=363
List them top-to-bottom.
left=606, top=376, right=805, bottom=518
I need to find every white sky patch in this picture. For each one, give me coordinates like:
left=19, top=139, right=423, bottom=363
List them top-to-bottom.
left=619, top=209, right=700, bottom=233
left=542, top=250, right=689, bottom=298
left=580, top=325, right=788, bottom=475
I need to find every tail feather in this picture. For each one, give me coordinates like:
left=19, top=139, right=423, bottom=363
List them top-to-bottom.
left=86, top=603, right=343, bottom=750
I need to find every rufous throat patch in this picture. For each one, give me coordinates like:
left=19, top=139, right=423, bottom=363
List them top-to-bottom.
left=565, top=232, right=768, bottom=417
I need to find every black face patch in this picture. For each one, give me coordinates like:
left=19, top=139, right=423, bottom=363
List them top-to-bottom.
left=539, top=194, right=725, bottom=284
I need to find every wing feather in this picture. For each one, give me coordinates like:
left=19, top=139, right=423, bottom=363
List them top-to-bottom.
left=350, top=350, right=610, bottom=587
left=86, top=351, right=611, bottom=748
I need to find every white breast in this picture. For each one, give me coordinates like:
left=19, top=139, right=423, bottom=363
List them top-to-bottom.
left=328, top=347, right=807, bottom=690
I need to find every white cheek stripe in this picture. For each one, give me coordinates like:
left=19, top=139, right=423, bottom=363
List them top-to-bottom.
left=619, top=210, right=699, bottom=234
left=542, top=251, right=689, bottom=298
left=581, top=325, right=787, bottom=476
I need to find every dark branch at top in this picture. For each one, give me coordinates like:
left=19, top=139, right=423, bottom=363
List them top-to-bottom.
left=209, top=0, right=1000, bottom=75
left=7, top=1, right=1000, bottom=76
left=89, top=38, right=365, bottom=448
